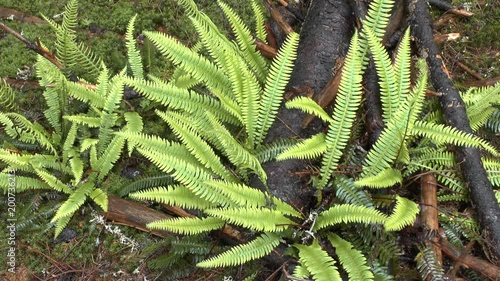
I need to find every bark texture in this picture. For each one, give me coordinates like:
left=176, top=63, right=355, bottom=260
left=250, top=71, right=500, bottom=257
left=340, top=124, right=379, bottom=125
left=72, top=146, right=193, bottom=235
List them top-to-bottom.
left=409, top=0, right=500, bottom=261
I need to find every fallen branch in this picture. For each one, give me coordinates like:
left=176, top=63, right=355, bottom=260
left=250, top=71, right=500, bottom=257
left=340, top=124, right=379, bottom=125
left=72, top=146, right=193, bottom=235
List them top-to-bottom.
left=409, top=0, right=500, bottom=261
left=428, top=0, right=474, bottom=17
left=436, top=236, right=500, bottom=280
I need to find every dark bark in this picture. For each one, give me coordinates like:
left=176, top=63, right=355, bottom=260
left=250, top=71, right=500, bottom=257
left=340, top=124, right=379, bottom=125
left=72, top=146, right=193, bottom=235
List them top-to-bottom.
left=252, top=0, right=354, bottom=210
left=409, top=0, right=500, bottom=261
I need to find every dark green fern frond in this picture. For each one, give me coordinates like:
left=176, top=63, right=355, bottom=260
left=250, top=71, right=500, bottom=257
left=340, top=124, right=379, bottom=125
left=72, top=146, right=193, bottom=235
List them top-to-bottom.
left=125, top=15, right=144, bottom=79
left=254, top=32, right=299, bottom=145
left=316, top=32, right=363, bottom=190
left=0, top=78, right=18, bottom=111
left=485, top=109, right=500, bottom=133
left=2, top=113, right=56, bottom=155
left=253, top=138, right=297, bottom=163
left=118, top=175, right=173, bottom=197
left=335, top=176, right=374, bottom=207
left=130, top=185, right=212, bottom=209
left=384, top=196, right=419, bottom=231
left=314, top=204, right=387, bottom=231
left=204, top=207, right=294, bottom=232
left=147, top=217, right=225, bottom=235
left=197, top=233, right=281, bottom=267
left=328, top=234, right=374, bottom=281
left=294, top=240, right=342, bottom=281
left=416, top=246, right=445, bottom=281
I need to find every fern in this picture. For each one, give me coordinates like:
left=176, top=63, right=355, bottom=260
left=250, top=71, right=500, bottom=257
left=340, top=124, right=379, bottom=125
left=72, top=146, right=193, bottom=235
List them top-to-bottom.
left=125, top=15, right=144, bottom=79
left=254, top=32, right=299, bottom=145
left=0, top=79, right=18, bottom=111
left=276, top=133, right=326, bottom=161
left=118, top=175, right=173, bottom=197
left=130, top=185, right=212, bottom=209
left=384, top=196, right=419, bottom=231
left=314, top=204, right=388, bottom=231
left=205, top=207, right=294, bottom=232
left=147, top=217, right=225, bottom=235
left=197, top=233, right=281, bottom=267
left=328, top=234, right=374, bottom=281
left=294, top=240, right=342, bottom=281
left=416, top=246, right=445, bottom=281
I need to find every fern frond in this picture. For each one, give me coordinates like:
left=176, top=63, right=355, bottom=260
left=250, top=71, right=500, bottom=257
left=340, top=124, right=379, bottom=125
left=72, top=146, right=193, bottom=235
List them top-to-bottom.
left=251, top=0, right=267, bottom=43
left=360, top=0, right=394, bottom=51
left=218, top=1, right=268, bottom=81
left=125, top=15, right=144, bottom=79
left=366, top=27, right=398, bottom=122
left=393, top=28, right=412, bottom=103
left=254, top=32, right=299, bottom=144
left=317, top=32, right=363, bottom=190
left=123, top=77, right=236, bottom=124
left=0, top=78, right=18, bottom=111
left=65, top=79, right=106, bottom=107
left=285, top=97, right=333, bottom=123
left=486, top=109, right=500, bottom=133
left=157, top=110, right=235, bottom=181
left=4, top=113, right=56, bottom=155
left=64, top=115, right=100, bottom=128
left=412, top=120, right=498, bottom=156
left=276, top=133, right=326, bottom=161
left=95, top=135, right=125, bottom=181
left=254, top=138, right=297, bottom=163
left=484, top=158, right=500, bottom=186
left=34, top=168, right=72, bottom=194
left=354, top=168, right=402, bottom=188
left=0, top=173, right=51, bottom=193
left=118, top=175, right=173, bottom=197
left=335, top=176, right=374, bottom=207
left=51, top=179, right=95, bottom=222
left=130, top=185, right=212, bottom=209
left=89, top=188, right=107, bottom=211
left=384, top=196, right=419, bottom=231
left=314, top=204, right=387, bottom=231
left=204, top=207, right=294, bottom=232
left=53, top=215, right=72, bottom=238
left=148, top=217, right=225, bottom=235
left=197, top=233, right=281, bottom=267
left=328, top=234, right=374, bottom=281
left=295, top=240, right=342, bottom=281
left=416, top=246, right=445, bottom=281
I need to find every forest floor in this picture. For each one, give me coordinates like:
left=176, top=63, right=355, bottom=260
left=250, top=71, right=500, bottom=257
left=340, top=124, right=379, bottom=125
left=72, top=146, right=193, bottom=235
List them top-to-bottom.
left=0, top=0, right=498, bottom=280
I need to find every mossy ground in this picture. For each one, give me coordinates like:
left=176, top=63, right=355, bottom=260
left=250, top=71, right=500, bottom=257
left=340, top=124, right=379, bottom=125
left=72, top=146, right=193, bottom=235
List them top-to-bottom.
left=0, top=0, right=498, bottom=280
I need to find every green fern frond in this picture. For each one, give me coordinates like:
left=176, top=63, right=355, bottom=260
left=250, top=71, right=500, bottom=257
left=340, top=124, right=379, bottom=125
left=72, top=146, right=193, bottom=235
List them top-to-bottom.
left=251, top=0, right=267, bottom=42
left=360, top=0, right=394, bottom=57
left=218, top=1, right=268, bottom=81
left=125, top=15, right=144, bottom=79
left=366, top=27, right=398, bottom=122
left=393, top=28, right=412, bottom=103
left=254, top=32, right=299, bottom=144
left=317, top=32, right=363, bottom=190
left=123, top=77, right=236, bottom=124
left=0, top=78, right=18, bottom=111
left=64, top=79, right=106, bottom=107
left=285, top=97, right=333, bottom=123
left=486, top=109, right=500, bottom=133
left=157, top=110, right=235, bottom=181
left=3, top=113, right=56, bottom=155
left=205, top=113, right=266, bottom=181
left=64, top=115, right=100, bottom=128
left=412, top=120, right=498, bottom=156
left=62, top=123, right=78, bottom=160
left=276, top=133, right=326, bottom=161
left=95, top=135, right=125, bottom=180
left=254, top=138, right=297, bottom=163
left=69, top=156, right=83, bottom=184
left=484, top=158, right=500, bottom=186
left=34, top=168, right=73, bottom=194
left=354, top=168, right=402, bottom=188
left=0, top=173, right=51, bottom=193
left=118, top=175, right=173, bottom=197
left=51, top=179, right=95, bottom=222
left=130, top=185, right=212, bottom=209
left=89, top=188, right=107, bottom=211
left=384, top=196, right=419, bottom=231
left=314, top=204, right=387, bottom=231
left=204, top=207, right=294, bottom=232
left=53, top=215, right=72, bottom=238
left=148, top=217, right=225, bottom=235
left=197, top=233, right=281, bottom=267
left=328, top=234, right=374, bottom=281
left=295, top=240, right=342, bottom=281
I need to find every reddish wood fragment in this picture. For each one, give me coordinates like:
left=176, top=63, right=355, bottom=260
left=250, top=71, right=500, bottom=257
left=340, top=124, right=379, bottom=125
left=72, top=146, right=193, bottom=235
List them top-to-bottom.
left=421, top=174, right=442, bottom=267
